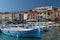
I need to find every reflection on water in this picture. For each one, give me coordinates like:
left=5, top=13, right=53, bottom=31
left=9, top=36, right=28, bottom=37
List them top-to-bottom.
left=41, top=27, right=60, bottom=40
left=0, top=33, right=40, bottom=40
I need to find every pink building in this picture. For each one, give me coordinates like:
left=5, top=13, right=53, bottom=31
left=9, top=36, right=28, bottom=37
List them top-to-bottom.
left=28, top=10, right=37, bottom=19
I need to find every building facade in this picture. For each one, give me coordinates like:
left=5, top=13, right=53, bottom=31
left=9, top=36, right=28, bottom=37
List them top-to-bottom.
left=0, top=6, right=60, bottom=23
left=28, top=10, right=37, bottom=19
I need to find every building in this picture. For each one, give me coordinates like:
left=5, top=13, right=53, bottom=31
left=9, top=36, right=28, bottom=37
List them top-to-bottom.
left=0, top=6, right=60, bottom=23
left=33, top=6, right=52, bottom=12
left=34, top=6, right=53, bottom=22
left=53, top=8, right=60, bottom=21
left=58, top=8, right=60, bottom=20
left=28, top=10, right=37, bottom=19
left=0, top=12, right=3, bottom=23
left=2, top=12, right=12, bottom=22
left=24, top=13, right=28, bottom=20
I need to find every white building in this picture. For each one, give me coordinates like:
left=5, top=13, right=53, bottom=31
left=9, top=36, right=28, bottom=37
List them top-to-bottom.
left=33, top=6, right=52, bottom=12
left=35, top=6, right=52, bottom=10
left=24, top=14, right=28, bottom=20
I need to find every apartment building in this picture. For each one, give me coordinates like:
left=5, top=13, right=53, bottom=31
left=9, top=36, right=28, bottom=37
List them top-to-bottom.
left=0, top=6, right=60, bottom=23
left=34, top=6, right=53, bottom=21
left=53, top=8, right=60, bottom=21
left=28, top=10, right=37, bottom=19
left=0, top=12, right=3, bottom=23
left=1, top=12, right=12, bottom=22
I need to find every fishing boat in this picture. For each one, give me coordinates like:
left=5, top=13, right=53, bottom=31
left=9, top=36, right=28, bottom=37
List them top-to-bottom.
left=1, top=24, right=40, bottom=38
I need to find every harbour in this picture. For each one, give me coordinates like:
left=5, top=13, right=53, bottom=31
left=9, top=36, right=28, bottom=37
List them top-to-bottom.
left=0, top=0, right=60, bottom=40
left=0, top=5, right=60, bottom=40
left=0, top=17, right=60, bottom=40
left=0, top=24, right=60, bottom=40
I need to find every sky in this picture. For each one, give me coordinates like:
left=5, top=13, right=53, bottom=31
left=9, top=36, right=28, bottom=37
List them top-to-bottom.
left=0, top=0, right=60, bottom=12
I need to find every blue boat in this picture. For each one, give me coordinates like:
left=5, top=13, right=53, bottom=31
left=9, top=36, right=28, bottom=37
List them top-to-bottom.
left=1, top=24, right=40, bottom=38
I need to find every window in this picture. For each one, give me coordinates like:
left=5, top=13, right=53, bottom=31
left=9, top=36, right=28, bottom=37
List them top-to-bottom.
left=48, top=12, right=50, bottom=15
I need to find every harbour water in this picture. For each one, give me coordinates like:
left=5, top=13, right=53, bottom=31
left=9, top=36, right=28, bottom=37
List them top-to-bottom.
left=0, top=26, right=60, bottom=40
left=0, top=33, right=40, bottom=40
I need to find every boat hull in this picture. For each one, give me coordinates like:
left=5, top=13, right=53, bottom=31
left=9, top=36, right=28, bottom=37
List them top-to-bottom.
left=1, top=27, right=40, bottom=38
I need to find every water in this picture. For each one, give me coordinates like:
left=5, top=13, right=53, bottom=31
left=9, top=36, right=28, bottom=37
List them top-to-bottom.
left=0, top=23, right=60, bottom=40
left=41, top=26, right=60, bottom=40
left=0, top=27, right=60, bottom=40
left=0, top=33, right=40, bottom=40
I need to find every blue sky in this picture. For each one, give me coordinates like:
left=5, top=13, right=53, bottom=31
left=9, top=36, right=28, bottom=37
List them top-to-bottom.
left=0, top=0, right=60, bottom=12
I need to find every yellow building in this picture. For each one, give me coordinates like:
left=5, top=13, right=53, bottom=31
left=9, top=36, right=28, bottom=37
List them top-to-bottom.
left=2, top=12, right=12, bottom=21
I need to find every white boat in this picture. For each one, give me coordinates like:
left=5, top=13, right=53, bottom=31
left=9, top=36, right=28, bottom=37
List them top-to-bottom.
left=38, top=22, right=48, bottom=31
left=38, top=22, right=55, bottom=31
left=1, top=24, right=40, bottom=38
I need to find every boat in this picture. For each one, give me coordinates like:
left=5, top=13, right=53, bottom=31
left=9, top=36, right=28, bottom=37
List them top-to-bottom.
left=38, top=22, right=49, bottom=31
left=1, top=24, right=40, bottom=38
